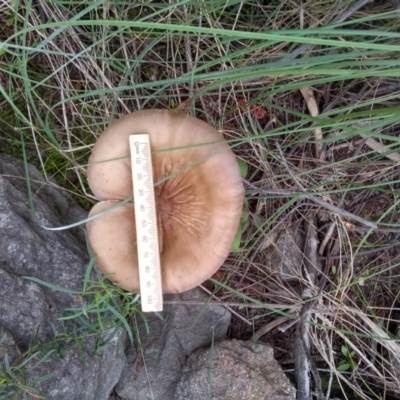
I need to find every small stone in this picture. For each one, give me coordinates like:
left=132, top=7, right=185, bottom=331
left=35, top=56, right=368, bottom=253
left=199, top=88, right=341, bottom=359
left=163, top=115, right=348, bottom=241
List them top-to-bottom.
left=175, top=339, right=296, bottom=400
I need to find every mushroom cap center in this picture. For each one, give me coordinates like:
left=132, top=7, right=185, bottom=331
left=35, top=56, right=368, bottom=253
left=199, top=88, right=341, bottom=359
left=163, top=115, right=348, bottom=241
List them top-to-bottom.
left=155, top=157, right=207, bottom=252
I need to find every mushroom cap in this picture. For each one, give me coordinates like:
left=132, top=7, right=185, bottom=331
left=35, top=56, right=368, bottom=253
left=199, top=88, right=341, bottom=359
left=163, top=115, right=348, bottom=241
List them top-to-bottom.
left=87, top=110, right=244, bottom=293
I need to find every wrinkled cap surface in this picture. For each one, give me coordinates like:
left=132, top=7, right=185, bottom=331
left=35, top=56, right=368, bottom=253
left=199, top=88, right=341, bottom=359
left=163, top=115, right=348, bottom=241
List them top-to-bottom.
left=87, top=109, right=244, bottom=293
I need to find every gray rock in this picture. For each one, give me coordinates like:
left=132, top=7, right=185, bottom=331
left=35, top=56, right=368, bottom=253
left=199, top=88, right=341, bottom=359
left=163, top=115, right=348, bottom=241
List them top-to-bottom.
left=0, top=154, right=125, bottom=399
left=0, top=266, right=54, bottom=344
left=116, top=288, right=231, bottom=400
left=0, top=327, right=18, bottom=373
left=26, top=328, right=126, bottom=400
left=175, top=339, right=296, bottom=400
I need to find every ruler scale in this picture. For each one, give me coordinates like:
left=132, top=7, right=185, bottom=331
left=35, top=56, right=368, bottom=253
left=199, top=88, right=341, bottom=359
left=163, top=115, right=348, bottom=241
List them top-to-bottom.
left=129, top=134, right=163, bottom=312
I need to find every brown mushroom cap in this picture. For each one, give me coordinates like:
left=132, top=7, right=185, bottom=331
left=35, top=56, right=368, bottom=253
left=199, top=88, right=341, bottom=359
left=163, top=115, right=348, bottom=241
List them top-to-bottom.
left=87, top=109, right=244, bottom=293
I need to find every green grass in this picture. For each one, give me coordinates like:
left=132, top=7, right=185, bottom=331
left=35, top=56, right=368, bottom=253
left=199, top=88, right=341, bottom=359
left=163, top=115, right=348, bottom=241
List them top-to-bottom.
left=1, top=0, right=400, bottom=398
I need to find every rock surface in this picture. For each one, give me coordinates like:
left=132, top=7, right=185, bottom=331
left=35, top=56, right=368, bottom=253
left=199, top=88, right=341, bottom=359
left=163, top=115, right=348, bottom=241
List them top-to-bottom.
left=0, top=154, right=125, bottom=400
left=266, top=224, right=305, bottom=282
left=116, top=288, right=231, bottom=400
left=0, top=327, right=18, bottom=372
left=175, top=339, right=296, bottom=400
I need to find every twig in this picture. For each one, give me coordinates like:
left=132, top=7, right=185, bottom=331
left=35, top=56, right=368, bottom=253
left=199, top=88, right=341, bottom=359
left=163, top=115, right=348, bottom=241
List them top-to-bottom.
left=332, top=0, right=371, bottom=24
left=300, top=87, right=324, bottom=160
left=328, top=116, right=400, bottom=161
left=359, top=135, right=400, bottom=162
left=243, top=178, right=304, bottom=195
left=303, top=212, right=320, bottom=287
left=295, top=213, right=324, bottom=400
left=319, top=221, right=336, bottom=256
left=349, top=225, right=400, bottom=233
left=295, top=299, right=314, bottom=400
left=163, top=300, right=299, bottom=309
left=295, top=308, right=324, bottom=400
left=250, top=316, right=289, bottom=342
left=319, top=336, right=335, bottom=400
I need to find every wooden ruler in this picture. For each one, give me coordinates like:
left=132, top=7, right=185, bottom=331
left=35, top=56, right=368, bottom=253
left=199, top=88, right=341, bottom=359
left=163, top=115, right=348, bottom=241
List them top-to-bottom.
left=129, top=134, right=163, bottom=312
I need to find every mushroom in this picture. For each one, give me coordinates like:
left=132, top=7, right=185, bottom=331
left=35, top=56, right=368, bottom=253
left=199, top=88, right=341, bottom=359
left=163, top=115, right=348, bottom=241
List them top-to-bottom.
left=86, top=109, right=244, bottom=293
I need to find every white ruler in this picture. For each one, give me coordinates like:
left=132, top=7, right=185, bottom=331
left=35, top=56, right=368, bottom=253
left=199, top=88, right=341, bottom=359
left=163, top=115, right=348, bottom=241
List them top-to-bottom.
left=129, top=134, right=163, bottom=312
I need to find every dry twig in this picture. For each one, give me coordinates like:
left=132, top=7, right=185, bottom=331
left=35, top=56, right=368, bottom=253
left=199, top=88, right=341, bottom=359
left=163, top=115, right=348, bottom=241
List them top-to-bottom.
left=300, top=87, right=323, bottom=160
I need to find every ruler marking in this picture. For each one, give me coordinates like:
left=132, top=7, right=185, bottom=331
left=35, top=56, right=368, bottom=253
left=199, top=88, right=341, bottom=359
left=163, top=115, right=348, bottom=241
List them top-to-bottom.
left=129, top=135, right=163, bottom=312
